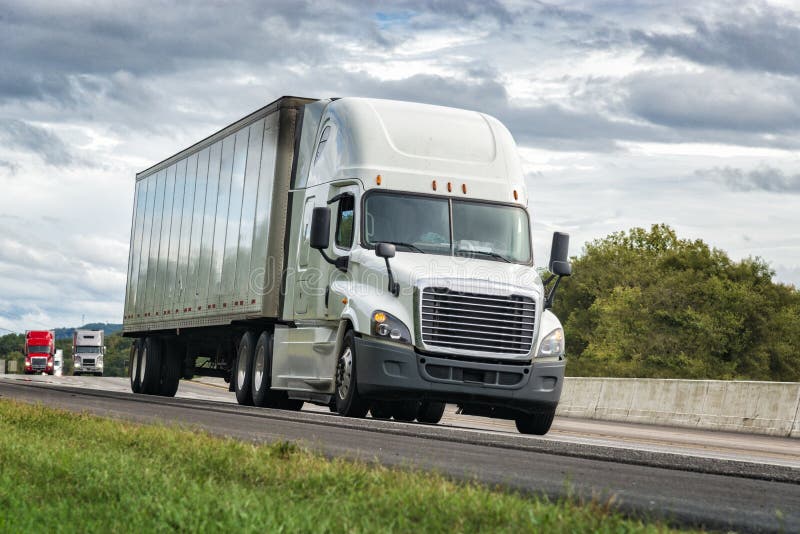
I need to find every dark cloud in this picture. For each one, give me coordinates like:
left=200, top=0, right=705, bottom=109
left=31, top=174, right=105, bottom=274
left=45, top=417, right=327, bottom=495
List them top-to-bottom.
left=634, top=9, right=800, bottom=75
left=624, top=71, right=800, bottom=133
left=0, top=120, right=74, bottom=166
left=697, top=165, right=800, bottom=193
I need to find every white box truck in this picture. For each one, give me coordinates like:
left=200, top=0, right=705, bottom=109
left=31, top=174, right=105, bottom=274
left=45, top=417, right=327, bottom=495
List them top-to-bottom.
left=123, top=96, right=572, bottom=434
left=73, top=330, right=104, bottom=376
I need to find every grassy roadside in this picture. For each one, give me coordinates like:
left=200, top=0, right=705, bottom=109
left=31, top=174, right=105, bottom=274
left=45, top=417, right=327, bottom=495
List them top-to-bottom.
left=0, top=400, right=687, bottom=533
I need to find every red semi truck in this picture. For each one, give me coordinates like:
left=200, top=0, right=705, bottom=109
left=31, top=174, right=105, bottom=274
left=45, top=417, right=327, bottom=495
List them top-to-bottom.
left=24, top=330, right=56, bottom=375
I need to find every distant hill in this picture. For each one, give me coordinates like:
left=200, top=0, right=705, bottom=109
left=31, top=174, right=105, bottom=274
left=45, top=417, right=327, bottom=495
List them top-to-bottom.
left=53, top=323, right=123, bottom=340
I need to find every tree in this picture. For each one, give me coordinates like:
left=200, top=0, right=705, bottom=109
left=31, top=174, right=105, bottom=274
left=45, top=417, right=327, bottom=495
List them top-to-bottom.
left=554, top=224, right=800, bottom=381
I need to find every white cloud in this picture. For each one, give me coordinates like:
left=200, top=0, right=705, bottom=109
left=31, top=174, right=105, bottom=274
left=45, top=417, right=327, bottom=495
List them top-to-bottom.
left=0, top=0, right=798, bottom=332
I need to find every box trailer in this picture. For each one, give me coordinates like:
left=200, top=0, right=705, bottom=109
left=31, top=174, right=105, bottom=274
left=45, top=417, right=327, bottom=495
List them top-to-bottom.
left=123, top=96, right=572, bottom=434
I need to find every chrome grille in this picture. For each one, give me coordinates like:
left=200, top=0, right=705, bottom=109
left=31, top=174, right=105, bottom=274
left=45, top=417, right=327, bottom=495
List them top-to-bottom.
left=420, top=287, right=535, bottom=355
left=31, top=357, right=47, bottom=368
left=82, top=359, right=95, bottom=366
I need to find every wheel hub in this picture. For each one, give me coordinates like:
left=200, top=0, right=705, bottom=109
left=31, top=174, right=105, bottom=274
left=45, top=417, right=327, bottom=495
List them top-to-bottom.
left=336, top=347, right=353, bottom=401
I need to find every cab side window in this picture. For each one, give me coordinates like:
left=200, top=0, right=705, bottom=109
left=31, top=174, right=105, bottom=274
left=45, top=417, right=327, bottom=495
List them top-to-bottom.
left=335, top=194, right=355, bottom=248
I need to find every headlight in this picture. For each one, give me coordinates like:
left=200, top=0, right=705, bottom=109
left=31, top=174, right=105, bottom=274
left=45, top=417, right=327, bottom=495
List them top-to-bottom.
left=371, top=310, right=412, bottom=344
left=537, top=328, right=564, bottom=358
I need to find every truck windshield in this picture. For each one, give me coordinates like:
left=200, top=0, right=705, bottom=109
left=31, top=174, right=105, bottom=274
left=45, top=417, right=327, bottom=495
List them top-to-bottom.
left=363, top=192, right=531, bottom=264
left=28, top=345, right=50, bottom=353
left=76, top=346, right=101, bottom=354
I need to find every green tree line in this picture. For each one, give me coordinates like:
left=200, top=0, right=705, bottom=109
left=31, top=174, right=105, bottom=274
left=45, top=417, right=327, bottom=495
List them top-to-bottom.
left=554, top=224, right=800, bottom=381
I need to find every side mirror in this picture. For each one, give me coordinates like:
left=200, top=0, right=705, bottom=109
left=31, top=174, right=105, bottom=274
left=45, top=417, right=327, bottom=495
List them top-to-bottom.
left=310, top=207, right=331, bottom=250
left=549, top=232, right=572, bottom=277
left=375, top=242, right=396, bottom=259
left=375, top=243, right=399, bottom=297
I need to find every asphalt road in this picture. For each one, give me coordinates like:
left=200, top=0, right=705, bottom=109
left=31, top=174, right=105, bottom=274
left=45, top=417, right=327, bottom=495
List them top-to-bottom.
left=1, top=376, right=799, bottom=532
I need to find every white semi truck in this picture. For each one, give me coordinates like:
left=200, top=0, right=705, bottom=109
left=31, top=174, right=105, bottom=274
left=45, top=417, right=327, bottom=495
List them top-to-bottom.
left=122, top=96, right=572, bottom=434
left=72, top=330, right=104, bottom=376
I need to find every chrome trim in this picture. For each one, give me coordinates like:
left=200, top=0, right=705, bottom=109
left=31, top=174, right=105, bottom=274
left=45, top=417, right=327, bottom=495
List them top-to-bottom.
left=416, top=279, right=540, bottom=360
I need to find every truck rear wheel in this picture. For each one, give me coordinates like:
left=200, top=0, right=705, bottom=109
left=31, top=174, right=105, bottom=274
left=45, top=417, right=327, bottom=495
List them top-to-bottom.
left=234, top=331, right=256, bottom=406
left=334, top=331, right=369, bottom=418
left=140, top=337, right=163, bottom=395
left=158, top=340, right=182, bottom=397
left=417, top=401, right=446, bottom=424
left=515, top=406, right=556, bottom=435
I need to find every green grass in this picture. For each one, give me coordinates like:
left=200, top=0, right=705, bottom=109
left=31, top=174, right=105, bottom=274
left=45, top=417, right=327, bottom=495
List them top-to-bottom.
left=0, top=400, right=688, bottom=533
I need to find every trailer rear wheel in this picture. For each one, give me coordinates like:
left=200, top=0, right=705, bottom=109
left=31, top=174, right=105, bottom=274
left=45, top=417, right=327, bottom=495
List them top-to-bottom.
left=234, top=331, right=256, bottom=406
left=334, top=331, right=369, bottom=418
left=140, top=337, right=163, bottom=395
left=158, top=340, right=182, bottom=397
left=417, top=401, right=446, bottom=424
left=515, top=407, right=556, bottom=435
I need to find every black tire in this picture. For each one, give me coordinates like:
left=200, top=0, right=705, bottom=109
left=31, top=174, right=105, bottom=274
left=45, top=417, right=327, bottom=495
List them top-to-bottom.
left=234, top=331, right=256, bottom=406
left=252, top=331, right=278, bottom=407
left=334, top=331, right=369, bottom=418
left=140, top=336, right=163, bottom=395
left=158, top=339, right=182, bottom=397
left=74, top=371, right=81, bottom=377
left=392, top=400, right=419, bottom=422
left=370, top=401, right=392, bottom=419
left=417, top=401, right=446, bottom=424
left=515, top=406, right=556, bottom=435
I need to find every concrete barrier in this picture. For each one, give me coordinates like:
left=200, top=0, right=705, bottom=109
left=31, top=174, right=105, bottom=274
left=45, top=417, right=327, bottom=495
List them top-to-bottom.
left=557, top=378, right=800, bottom=438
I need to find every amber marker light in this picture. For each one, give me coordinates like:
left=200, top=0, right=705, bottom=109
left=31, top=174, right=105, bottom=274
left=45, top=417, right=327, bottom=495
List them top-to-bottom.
left=376, top=174, right=382, bottom=185
left=432, top=180, right=437, bottom=191
left=447, top=182, right=452, bottom=192
left=462, top=183, right=467, bottom=194
left=513, top=189, right=519, bottom=201
left=342, top=297, right=348, bottom=305
left=373, top=311, right=387, bottom=323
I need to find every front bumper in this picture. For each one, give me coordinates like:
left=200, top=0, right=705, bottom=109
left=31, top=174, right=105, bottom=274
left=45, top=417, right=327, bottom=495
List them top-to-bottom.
left=354, top=336, right=564, bottom=414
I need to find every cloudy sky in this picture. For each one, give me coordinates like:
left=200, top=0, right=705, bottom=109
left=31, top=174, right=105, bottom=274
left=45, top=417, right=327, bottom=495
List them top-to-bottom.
left=1, top=0, right=799, bottom=332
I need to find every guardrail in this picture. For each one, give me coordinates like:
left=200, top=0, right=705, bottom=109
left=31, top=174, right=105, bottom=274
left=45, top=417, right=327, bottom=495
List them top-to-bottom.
left=557, top=378, right=800, bottom=438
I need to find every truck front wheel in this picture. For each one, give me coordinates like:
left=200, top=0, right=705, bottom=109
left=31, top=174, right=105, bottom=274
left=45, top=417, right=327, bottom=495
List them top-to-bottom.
left=334, top=331, right=369, bottom=418
left=515, top=406, right=556, bottom=435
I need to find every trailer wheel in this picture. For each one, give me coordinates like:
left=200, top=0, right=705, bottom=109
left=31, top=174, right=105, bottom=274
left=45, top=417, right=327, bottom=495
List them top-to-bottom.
left=234, top=331, right=256, bottom=406
left=252, top=331, right=278, bottom=407
left=334, top=331, right=369, bottom=418
left=140, top=337, right=163, bottom=395
left=129, top=338, right=141, bottom=391
left=158, top=339, right=182, bottom=397
left=392, top=400, right=419, bottom=422
left=417, top=401, right=446, bottom=424
left=515, top=406, right=556, bottom=435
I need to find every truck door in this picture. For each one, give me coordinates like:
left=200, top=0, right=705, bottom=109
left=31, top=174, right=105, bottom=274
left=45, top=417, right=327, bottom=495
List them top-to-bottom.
left=325, top=184, right=359, bottom=319
left=294, top=196, right=317, bottom=316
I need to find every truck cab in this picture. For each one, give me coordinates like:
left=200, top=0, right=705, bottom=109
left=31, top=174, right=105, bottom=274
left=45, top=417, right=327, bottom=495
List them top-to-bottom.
left=277, top=98, right=570, bottom=433
left=24, top=330, right=55, bottom=375
left=72, top=330, right=105, bottom=376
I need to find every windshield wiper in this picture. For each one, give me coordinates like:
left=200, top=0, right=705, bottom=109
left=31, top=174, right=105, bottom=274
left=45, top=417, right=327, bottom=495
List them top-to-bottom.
left=379, top=241, right=426, bottom=253
left=455, top=249, right=512, bottom=263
